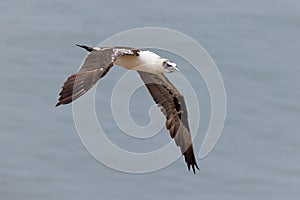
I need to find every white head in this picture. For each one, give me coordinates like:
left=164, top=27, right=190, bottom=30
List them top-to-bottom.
left=138, top=50, right=179, bottom=74
left=161, top=59, right=178, bottom=73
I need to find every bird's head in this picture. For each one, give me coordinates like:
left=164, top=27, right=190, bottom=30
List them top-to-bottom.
left=137, top=50, right=179, bottom=74
left=161, top=59, right=179, bottom=73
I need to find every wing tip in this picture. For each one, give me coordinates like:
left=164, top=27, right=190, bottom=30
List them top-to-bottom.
left=188, top=162, right=200, bottom=174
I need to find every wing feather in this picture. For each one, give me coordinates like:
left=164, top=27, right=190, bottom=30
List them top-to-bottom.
left=56, top=47, right=139, bottom=107
left=138, top=71, right=199, bottom=173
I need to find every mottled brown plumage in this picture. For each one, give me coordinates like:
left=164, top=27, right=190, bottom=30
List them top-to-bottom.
left=56, top=47, right=139, bottom=107
left=138, top=72, right=199, bottom=173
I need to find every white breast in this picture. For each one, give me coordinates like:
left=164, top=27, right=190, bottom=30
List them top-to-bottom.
left=115, top=50, right=163, bottom=74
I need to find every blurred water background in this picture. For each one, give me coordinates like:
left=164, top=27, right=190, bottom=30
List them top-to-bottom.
left=0, top=0, right=299, bottom=199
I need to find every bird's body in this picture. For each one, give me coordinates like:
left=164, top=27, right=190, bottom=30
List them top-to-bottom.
left=56, top=45, right=199, bottom=173
left=116, top=50, right=158, bottom=71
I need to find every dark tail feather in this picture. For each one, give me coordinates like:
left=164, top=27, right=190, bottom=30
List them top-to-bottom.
left=76, top=44, right=94, bottom=52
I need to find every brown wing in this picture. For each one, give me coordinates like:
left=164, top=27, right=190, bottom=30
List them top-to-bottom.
left=55, top=46, right=139, bottom=107
left=138, top=71, right=199, bottom=173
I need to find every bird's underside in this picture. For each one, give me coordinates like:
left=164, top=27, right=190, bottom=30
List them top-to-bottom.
left=56, top=45, right=199, bottom=173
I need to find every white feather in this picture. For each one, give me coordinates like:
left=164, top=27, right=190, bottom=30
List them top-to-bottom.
left=115, top=50, right=164, bottom=74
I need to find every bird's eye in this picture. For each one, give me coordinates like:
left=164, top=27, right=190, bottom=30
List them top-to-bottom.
left=165, top=61, right=172, bottom=68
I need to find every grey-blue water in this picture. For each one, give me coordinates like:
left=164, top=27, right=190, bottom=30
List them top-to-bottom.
left=1, top=0, right=299, bottom=199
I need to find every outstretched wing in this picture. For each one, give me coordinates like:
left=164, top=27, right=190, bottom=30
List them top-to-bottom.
left=56, top=46, right=139, bottom=107
left=138, top=71, right=199, bottom=173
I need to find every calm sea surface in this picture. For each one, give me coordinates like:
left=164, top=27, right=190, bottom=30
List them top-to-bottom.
left=1, top=0, right=299, bottom=199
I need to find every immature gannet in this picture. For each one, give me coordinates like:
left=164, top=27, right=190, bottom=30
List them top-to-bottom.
left=56, top=45, right=199, bottom=173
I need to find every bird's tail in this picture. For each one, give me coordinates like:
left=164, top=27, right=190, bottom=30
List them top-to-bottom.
left=76, top=44, right=94, bottom=52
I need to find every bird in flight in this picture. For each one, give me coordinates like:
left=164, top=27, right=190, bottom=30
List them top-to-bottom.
left=56, top=45, right=199, bottom=173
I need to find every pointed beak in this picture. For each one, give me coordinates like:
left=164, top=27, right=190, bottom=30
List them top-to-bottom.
left=164, top=60, right=179, bottom=73
left=168, top=63, right=179, bottom=72
left=172, top=65, right=179, bottom=72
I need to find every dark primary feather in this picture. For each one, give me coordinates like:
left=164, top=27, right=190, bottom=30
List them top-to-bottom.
left=56, top=46, right=139, bottom=107
left=138, top=71, right=199, bottom=173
